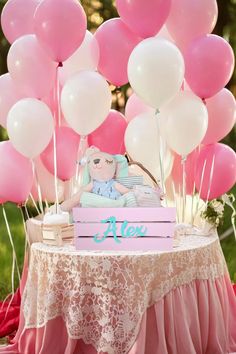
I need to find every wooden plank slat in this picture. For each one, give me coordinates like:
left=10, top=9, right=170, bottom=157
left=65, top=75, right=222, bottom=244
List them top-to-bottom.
left=73, top=207, right=176, bottom=222
left=75, top=236, right=172, bottom=251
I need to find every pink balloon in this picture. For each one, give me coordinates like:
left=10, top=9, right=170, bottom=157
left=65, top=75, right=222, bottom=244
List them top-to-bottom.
left=1, top=0, right=40, bottom=43
left=34, top=0, right=87, bottom=62
left=116, top=0, right=171, bottom=38
left=166, top=0, right=218, bottom=50
left=94, top=18, right=141, bottom=86
left=7, top=34, right=57, bottom=99
left=184, top=35, right=235, bottom=99
left=0, top=73, right=24, bottom=128
left=202, top=89, right=236, bottom=145
left=125, top=93, right=154, bottom=122
left=88, top=109, right=127, bottom=154
left=41, top=127, right=80, bottom=181
left=0, top=141, right=34, bottom=204
left=195, top=143, right=236, bottom=200
left=171, top=150, right=199, bottom=195
left=31, top=157, right=64, bottom=203
left=0, top=197, right=6, bottom=205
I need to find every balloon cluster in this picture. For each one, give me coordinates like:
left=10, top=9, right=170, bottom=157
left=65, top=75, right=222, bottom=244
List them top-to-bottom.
left=0, top=0, right=235, bottom=206
left=121, top=0, right=235, bottom=201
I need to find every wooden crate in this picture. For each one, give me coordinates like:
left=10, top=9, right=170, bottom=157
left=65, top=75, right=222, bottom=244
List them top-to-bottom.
left=73, top=207, right=176, bottom=251
left=42, top=224, right=74, bottom=246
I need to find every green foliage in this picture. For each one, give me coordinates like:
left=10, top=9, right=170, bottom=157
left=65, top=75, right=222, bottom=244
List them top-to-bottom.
left=201, top=199, right=224, bottom=227
left=0, top=203, right=25, bottom=298
left=221, top=236, right=236, bottom=281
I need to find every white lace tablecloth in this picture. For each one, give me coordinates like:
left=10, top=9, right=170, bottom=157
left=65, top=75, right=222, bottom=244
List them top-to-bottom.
left=23, top=234, right=227, bottom=354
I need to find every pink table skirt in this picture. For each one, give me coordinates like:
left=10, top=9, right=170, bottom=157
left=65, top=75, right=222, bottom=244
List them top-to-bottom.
left=1, top=274, right=236, bottom=354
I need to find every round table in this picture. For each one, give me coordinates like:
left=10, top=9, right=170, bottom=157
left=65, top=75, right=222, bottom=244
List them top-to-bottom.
left=1, top=234, right=236, bottom=354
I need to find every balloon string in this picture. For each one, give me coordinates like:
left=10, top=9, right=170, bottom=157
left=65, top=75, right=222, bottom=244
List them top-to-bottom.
left=52, top=66, right=61, bottom=211
left=56, top=67, right=61, bottom=127
left=155, top=110, right=165, bottom=196
left=53, top=131, right=59, bottom=213
left=75, top=135, right=88, bottom=187
left=206, top=154, right=215, bottom=203
left=181, top=155, right=187, bottom=223
left=201, top=155, right=215, bottom=230
left=194, top=159, right=207, bottom=224
left=31, top=160, right=44, bottom=215
left=35, top=165, right=44, bottom=214
left=171, top=180, right=179, bottom=223
left=191, top=182, right=196, bottom=226
left=178, top=184, right=182, bottom=224
left=29, top=193, right=40, bottom=215
left=45, top=199, right=49, bottom=212
left=24, top=203, right=30, bottom=221
left=0, top=205, right=20, bottom=320
left=2, top=205, right=20, bottom=281
left=20, top=206, right=30, bottom=252
left=0, top=235, right=16, bottom=320
left=1, top=256, right=15, bottom=323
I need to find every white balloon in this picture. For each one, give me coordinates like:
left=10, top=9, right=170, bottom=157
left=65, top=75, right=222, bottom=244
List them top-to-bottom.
left=60, top=31, right=100, bottom=85
left=128, top=38, right=185, bottom=109
left=61, top=71, right=112, bottom=136
left=160, top=91, right=208, bottom=156
left=7, top=98, right=54, bottom=158
left=125, top=112, right=173, bottom=181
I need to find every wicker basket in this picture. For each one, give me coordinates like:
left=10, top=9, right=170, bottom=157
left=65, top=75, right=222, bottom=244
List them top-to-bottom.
left=26, top=217, right=74, bottom=246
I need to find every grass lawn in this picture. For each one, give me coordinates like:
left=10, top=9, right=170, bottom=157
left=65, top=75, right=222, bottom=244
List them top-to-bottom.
left=0, top=200, right=235, bottom=299
left=0, top=204, right=25, bottom=298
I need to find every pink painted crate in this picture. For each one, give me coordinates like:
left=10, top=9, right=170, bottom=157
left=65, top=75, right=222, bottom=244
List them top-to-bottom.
left=73, top=207, right=176, bottom=251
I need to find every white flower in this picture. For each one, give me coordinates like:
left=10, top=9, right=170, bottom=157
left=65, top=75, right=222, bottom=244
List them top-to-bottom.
left=211, top=200, right=224, bottom=214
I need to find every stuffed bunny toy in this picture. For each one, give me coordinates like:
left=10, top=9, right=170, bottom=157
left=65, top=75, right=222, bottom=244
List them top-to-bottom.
left=61, top=147, right=132, bottom=211
left=82, top=147, right=131, bottom=197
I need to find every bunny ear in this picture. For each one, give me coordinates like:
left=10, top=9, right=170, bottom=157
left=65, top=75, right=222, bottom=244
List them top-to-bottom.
left=85, top=146, right=100, bottom=157
left=114, top=155, right=128, bottom=178
left=82, top=164, right=91, bottom=185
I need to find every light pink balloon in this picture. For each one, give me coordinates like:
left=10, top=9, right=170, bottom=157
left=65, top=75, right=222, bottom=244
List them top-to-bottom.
left=1, top=0, right=40, bottom=43
left=34, top=0, right=87, bottom=62
left=116, top=0, right=171, bottom=38
left=166, top=0, right=218, bottom=50
left=94, top=18, right=141, bottom=86
left=7, top=34, right=57, bottom=98
left=184, top=35, right=235, bottom=99
left=0, top=73, right=24, bottom=128
left=41, top=77, right=68, bottom=127
left=202, top=89, right=236, bottom=145
left=125, top=93, right=155, bottom=122
left=88, top=109, right=128, bottom=154
left=41, top=126, right=80, bottom=181
left=0, top=141, right=34, bottom=204
left=195, top=143, right=236, bottom=200
left=171, top=150, right=199, bottom=195
left=31, top=157, right=64, bottom=203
